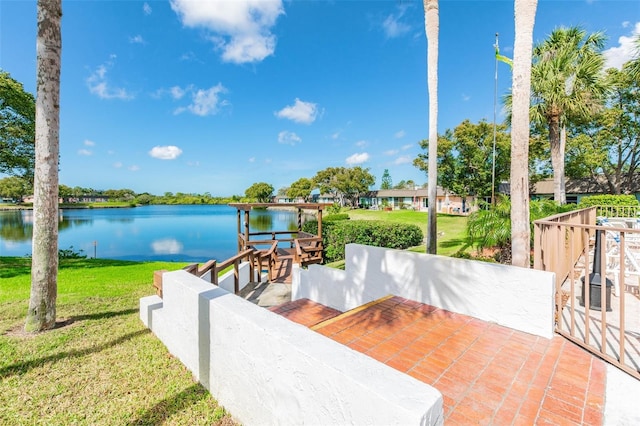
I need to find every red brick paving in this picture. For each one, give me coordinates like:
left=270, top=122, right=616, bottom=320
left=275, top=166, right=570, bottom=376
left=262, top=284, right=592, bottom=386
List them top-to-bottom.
left=272, top=296, right=607, bottom=425
left=268, top=297, right=341, bottom=327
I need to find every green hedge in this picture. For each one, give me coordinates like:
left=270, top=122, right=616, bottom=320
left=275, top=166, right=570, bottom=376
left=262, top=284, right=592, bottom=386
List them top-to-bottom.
left=578, top=194, right=639, bottom=207
left=303, top=220, right=423, bottom=263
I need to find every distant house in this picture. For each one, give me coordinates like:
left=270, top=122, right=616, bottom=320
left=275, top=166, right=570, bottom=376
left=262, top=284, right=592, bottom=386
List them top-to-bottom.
left=531, top=176, right=640, bottom=204
left=360, top=188, right=477, bottom=214
left=22, top=195, right=110, bottom=204
left=273, top=195, right=306, bottom=204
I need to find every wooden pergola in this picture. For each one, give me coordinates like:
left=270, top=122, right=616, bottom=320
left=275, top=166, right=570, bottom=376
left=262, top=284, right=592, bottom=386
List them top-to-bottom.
left=228, top=203, right=332, bottom=280
left=229, top=203, right=331, bottom=248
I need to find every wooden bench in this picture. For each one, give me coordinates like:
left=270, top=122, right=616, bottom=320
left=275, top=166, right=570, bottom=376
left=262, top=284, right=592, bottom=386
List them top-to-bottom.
left=294, top=237, right=324, bottom=267
left=252, top=240, right=279, bottom=282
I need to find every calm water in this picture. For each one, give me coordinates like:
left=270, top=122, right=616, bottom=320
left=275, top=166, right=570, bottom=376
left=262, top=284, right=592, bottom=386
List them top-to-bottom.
left=0, top=205, right=305, bottom=262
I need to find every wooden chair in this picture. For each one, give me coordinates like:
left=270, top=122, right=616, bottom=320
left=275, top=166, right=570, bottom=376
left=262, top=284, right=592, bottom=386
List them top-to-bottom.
left=294, top=237, right=324, bottom=267
left=253, top=240, right=278, bottom=282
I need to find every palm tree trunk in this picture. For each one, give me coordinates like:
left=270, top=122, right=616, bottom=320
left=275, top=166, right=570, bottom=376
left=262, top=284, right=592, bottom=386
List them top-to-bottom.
left=25, top=0, right=62, bottom=332
left=424, top=0, right=439, bottom=254
left=510, top=0, right=538, bottom=268
left=549, top=119, right=567, bottom=204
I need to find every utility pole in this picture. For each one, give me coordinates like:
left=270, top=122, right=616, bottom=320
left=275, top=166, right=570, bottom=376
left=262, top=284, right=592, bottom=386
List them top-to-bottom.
left=491, top=33, right=499, bottom=206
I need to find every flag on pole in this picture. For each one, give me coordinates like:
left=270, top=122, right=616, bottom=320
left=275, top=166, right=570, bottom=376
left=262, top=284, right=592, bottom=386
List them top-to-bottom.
left=495, top=45, right=513, bottom=68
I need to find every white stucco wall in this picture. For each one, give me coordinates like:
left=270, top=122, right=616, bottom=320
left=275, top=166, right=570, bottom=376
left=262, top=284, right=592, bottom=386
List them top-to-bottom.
left=293, top=244, right=556, bottom=339
left=140, top=270, right=443, bottom=425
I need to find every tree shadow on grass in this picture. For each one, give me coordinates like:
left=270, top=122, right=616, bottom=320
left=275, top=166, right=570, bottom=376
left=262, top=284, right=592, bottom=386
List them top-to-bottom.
left=438, top=238, right=472, bottom=250
left=69, top=308, right=139, bottom=322
left=0, top=328, right=149, bottom=379
left=127, top=383, right=224, bottom=426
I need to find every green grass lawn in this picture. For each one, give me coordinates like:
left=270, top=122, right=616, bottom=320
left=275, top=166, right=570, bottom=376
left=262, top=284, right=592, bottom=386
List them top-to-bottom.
left=346, top=209, right=472, bottom=256
left=0, top=257, right=235, bottom=426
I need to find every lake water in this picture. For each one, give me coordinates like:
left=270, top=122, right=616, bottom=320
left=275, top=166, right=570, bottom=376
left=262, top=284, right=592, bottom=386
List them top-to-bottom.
left=0, top=205, right=306, bottom=262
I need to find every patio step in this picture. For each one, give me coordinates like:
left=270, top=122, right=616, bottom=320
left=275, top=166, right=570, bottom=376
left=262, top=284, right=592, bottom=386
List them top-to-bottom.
left=240, top=281, right=291, bottom=308
left=310, top=294, right=395, bottom=331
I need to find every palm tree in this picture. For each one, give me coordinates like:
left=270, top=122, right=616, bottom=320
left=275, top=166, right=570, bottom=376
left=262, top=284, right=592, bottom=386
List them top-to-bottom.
left=25, top=0, right=62, bottom=332
left=423, top=0, right=439, bottom=254
left=510, top=0, right=538, bottom=268
left=531, top=26, right=606, bottom=205
left=625, top=34, right=640, bottom=81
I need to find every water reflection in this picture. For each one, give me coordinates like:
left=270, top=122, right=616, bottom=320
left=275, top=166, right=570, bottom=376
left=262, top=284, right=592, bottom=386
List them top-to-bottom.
left=249, top=209, right=314, bottom=232
left=0, top=210, right=92, bottom=242
left=0, top=211, right=32, bottom=242
left=249, top=211, right=274, bottom=231
left=151, top=238, right=184, bottom=254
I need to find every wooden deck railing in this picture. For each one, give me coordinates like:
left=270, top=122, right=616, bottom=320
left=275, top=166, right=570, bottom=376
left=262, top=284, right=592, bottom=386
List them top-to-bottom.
left=533, top=206, right=640, bottom=380
left=533, top=207, right=596, bottom=287
left=238, top=230, right=317, bottom=251
left=154, top=249, right=257, bottom=297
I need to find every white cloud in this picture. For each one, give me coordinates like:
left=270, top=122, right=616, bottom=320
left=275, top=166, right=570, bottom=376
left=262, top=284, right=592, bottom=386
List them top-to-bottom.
left=170, top=0, right=284, bottom=64
left=143, top=2, right=152, bottom=15
left=382, top=5, right=411, bottom=38
left=622, top=21, right=630, bottom=29
left=603, top=22, right=640, bottom=70
left=129, top=35, right=145, bottom=44
left=180, top=51, right=197, bottom=61
left=86, top=56, right=133, bottom=100
left=169, top=84, right=227, bottom=116
left=188, top=84, right=227, bottom=116
left=170, top=86, right=186, bottom=100
left=462, top=93, right=471, bottom=101
left=275, top=98, right=318, bottom=124
left=278, top=130, right=302, bottom=145
left=394, top=130, right=406, bottom=139
left=331, top=131, right=341, bottom=140
left=84, top=139, right=95, bottom=146
left=356, top=140, right=368, bottom=148
left=401, top=144, right=413, bottom=151
left=149, top=145, right=183, bottom=160
left=78, top=149, right=92, bottom=156
left=384, top=149, right=399, bottom=156
left=346, top=152, right=370, bottom=165
left=394, top=155, right=412, bottom=165
left=249, top=157, right=256, bottom=163
left=187, top=161, right=200, bottom=167
left=113, top=162, right=123, bottom=168
left=128, top=165, right=140, bottom=171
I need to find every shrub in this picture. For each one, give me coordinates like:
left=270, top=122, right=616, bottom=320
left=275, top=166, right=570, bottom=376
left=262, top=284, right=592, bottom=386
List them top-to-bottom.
left=578, top=194, right=639, bottom=207
left=327, top=203, right=342, bottom=215
left=303, top=220, right=423, bottom=262
left=59, top=246, right=87, bottom=259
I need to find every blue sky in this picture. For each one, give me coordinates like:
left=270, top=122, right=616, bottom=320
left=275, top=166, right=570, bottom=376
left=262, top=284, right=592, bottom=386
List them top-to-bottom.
left=1, top=0, right=638, bottom=196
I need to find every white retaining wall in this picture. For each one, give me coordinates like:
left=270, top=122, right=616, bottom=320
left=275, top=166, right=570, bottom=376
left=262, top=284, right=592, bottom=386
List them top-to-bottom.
left=292, top=244, right=556, bottom=339
left=140, top=270, right=443, bottom=425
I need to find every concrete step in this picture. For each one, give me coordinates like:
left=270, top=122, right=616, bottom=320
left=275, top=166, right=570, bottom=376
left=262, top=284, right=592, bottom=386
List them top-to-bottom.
left=239, top=281, right=292, bottom=308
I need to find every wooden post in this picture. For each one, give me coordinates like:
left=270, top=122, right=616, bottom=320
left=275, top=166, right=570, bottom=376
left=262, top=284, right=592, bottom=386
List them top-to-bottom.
left=317, top=207, right=323, bottom=238
left=236, top=208, right=242, bottom=252
left=244, top=208, right=250, bottom=251
left=234, top=259, right=240, bottom=294
left=153, top=270, right=167, bottom=298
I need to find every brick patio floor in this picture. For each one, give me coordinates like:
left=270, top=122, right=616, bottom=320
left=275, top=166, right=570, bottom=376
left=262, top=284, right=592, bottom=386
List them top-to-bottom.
left=272, top=296, right=607, bottom=425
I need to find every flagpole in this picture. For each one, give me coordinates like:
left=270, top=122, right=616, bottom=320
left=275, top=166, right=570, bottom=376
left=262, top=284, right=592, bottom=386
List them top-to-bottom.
left=491, top=33, right=499, bottom=206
